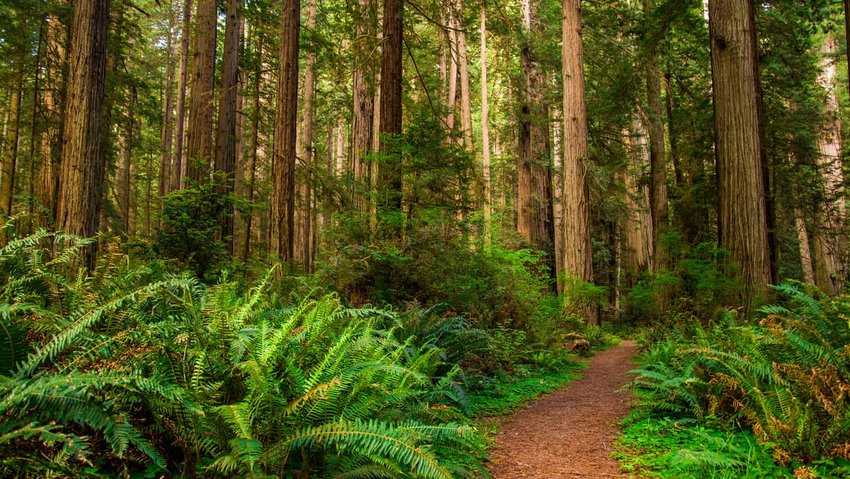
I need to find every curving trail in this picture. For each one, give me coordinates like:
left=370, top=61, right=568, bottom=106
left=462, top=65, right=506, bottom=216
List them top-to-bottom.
left=488, top=341, right=638, bottom=478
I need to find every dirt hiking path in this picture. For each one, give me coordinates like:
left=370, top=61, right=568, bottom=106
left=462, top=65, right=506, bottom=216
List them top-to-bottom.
left=488, top=341, right=638, bottom=478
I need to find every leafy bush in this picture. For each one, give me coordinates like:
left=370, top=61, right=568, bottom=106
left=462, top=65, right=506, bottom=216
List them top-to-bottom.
left=156, top=178, right=232, bottom=281
left=319, top=221, right=555, bottom=336
left=0, top=231, right=485, bottom=478
left=625, top=242, right=742, bottom=325
left=628, top=281, right=850, bottom=467
left=616, top=416, right=795, bottom=478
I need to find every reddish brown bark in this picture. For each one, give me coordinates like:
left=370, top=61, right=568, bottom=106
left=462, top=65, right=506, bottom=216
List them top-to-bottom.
left=56, top=0, right=110, bottom=268
left=186, top=0, right=216, bottom=184
left=270, top=0, right=301, bottom=261
left=378, top=0, right=403, bottom=215
left=709, top=0, right=773, bottom=298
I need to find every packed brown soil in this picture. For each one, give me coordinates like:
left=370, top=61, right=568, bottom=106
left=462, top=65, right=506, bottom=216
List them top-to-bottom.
left=488, top=341, right=638, bottom=478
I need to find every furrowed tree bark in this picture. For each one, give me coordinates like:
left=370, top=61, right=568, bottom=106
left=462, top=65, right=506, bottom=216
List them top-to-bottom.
left=56, top=0, right=109, bottom=269
left=171, top=0, right=191, bottom=191
left=186, top=0, right=216, bottom=184
left=215, top=0, right=241, bottom=253
left=271, top=0, right=301, bottom=262
left=297, top=0, right=317, bottom=270
left=352, top=0, right=375, bottom=213
left=378, top=0, right=403, bottom=218
left=455, top=0, right=472, bottom=148
left=518, top=0, right=554, bottom=266
left=562, top=0, right=596, bottom=323
left=644, top=0, right=668, bottom=271
left=708, top=0, right=773, bottom=300
left=480, top=5, right=491, bottom=244
left=159, top=9, right=176, bottom=203
left=446, top=9, right=458, bottom=134
left=37, top=14, right=65, bottom=221
left=234, top=17, right=247, bottom=257
left=26, top=23, right=45, bottom=232
left=242, top=30, right=261, bottom=262
left=812, top=33, right=847, bottom=295
left=664, top=71, right=683, bottom=188
left=1, top=76, right=22, bottom=218
left=118, top=87, right=136, bottom=236
left=552, top=108, right=564, bottom=290
left=622, top=113, right=654, bottom=280
left=795, top=209, right=815, bottom=285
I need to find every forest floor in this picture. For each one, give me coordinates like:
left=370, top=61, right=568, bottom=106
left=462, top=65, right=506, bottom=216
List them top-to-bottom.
left=487, top=341, right=638, bottom=478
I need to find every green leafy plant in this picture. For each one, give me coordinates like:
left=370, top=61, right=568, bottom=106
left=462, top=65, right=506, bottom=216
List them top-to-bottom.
left=0, top=231, right=487, bottom=478
left=626, top=281, right=850, bottom=471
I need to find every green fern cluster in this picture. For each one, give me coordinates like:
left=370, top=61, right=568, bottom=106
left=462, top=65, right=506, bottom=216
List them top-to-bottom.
left=0, top=231, right=485, bottom=477
left=630, top=281, right=850, bottom=465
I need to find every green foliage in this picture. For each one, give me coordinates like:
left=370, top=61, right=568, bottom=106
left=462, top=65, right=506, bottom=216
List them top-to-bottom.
left=156, top=179, right=233, bottom=281
left=320, top=221, right=556, bottom=337
left=0, top=231, right=487, bottom=478
left=626, top=242, right=742, bottom=325
left=560, top=275, right=609, bottom=323
left=626, top=281, right=850, bottom=472
left=466, top=355, right=586, bottom=417
left=616, top=417, right=795, bottom=478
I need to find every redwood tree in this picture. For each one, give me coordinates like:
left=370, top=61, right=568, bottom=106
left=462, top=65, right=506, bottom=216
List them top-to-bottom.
left=56, top=0, right=110, bottom=268
left=186, top=0, right=216, bottom=183
left=215, top=0, right=241, bottom=252
left=270, top=0, right=301, bottom=261
left=378, top=0, right=403, bottom=217
left=518, top=0, right=554, bottom=266
left=561, top=0, right=596, bottom=323
left=708, top=0, right=773, bottom=298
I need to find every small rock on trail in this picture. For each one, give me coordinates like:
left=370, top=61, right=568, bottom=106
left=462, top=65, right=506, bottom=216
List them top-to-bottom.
left=488, top=341, right=638, bottom=479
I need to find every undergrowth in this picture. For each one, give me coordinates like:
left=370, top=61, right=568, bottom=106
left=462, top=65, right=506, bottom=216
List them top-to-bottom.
left=0, top=228, right=605, bottom=477
left=619, top=281, right=850, bottom=478
left=467, top=357, right=587, bottom=417
left=616, top=416, right=791, bottom=478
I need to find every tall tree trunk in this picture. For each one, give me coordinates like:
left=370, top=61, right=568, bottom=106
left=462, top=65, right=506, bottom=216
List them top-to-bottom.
left=56, top=0, right=110, bottom=269
left=172, top=0, right=191, bottom=191
left=186, top=0, right=216, bottom=184
left=215, top=0, right=240, bottom=253
left=270, top=0, right=301, bottom=261
left=298, top=0, right=317, bottom=269
left=352, top=0, right=376, bottom=212
left=378, top=0, right=403, bottom=216
left=455, top=0, right=472, bottom=147
left=518, top=0, right=554, bottom=265
left=561, top=0, right=596, bottom=323
left=644, top=0, right=668, bottom=270
left=709, top=0, right=773, bottom=299
left=844, top=0, right=850, bottom=102
left=480, top=5, right=491, bottom=244
left=159, top=9, right=176, bottom=203
left=446, top=12, right=458, bottom=134
left=38, top=14, right=65, bottom=220
left=234, top=17, right=247, bottom=258
left=26, top=22, right=46, bottom=232
left=242, top=31, right=261, bottom=262
left=812, top=33, right=847, bottom=295
left=664, top=71, right=683, bottom=188
left=1, top=76, right=22, bottom=218
left=118, top=87, right=136, bottom=236
left=552, top=108, right=564, bottom=289
left=622, top=114, right=654, bottom=282
left=336, top=118, right=346, bottom=175
left=795, top=209, right=815, bottom=285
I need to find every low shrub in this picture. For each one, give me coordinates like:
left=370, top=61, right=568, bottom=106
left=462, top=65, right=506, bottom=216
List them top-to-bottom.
left=0, top=231, right=485, bottom=478
left=628, top=281, right=850, bottom=469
